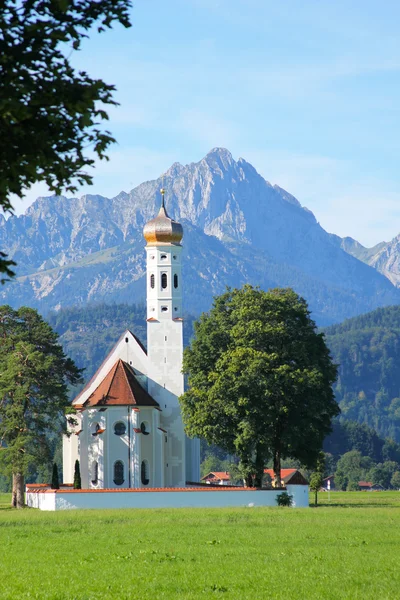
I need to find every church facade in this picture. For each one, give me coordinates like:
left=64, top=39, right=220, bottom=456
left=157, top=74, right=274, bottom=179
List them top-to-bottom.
left=63, top=191, right=200, bottom=489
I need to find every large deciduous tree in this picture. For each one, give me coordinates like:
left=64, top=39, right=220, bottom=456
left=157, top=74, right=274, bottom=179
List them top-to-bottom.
left=0, top=0, right=132, bottom=279
left=180, top=286, right=339, bottom=487
left=0, top=306, right=82, bottom=507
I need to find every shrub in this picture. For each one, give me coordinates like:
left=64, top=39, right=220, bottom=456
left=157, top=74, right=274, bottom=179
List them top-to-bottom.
left=73, top=460, right=81, bottom=490
left=51, top=463, right=60, bottom=489
left=276, top=492, right=293, bottom=507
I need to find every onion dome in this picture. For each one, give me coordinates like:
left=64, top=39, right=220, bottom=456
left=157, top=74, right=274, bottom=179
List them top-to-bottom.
left=143, top=188, right=183, bottom=245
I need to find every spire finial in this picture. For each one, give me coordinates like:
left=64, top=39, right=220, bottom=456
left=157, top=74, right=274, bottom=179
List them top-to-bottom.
left=160, top=175, right=166, bottom=208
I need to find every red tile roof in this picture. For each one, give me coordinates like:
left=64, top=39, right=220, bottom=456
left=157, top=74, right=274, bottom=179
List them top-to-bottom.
left=72, top=330, right=147, bottom=406
left=75, top=359, right=159, bottom=409
left=264, top=469, right=297, bottom=482
left=201, top=471, right=231, bottom=481
left=359, top=481, right=373, bottom=487
left=27, top=485, right=265, bottom=494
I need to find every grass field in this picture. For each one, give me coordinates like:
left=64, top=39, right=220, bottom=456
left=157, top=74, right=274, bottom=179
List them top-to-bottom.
left=1, top=492, right=400, bottom=599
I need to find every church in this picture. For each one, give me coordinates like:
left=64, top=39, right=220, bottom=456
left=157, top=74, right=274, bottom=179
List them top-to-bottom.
left=62, top=188, right=200, bottom=489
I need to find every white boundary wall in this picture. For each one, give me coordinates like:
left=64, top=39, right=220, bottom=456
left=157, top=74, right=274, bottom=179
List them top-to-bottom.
left=26, top=485, right=309, bottom=511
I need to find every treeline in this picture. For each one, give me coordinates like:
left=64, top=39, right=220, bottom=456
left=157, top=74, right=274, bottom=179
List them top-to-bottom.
left=324, top=305, right=400, bottom=443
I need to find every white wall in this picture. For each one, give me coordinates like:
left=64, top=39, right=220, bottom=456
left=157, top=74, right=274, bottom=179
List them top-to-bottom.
left=26, top=486, right=309, bottom=511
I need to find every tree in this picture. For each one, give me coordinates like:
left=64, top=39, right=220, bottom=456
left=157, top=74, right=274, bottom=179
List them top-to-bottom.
left=0, top=0, right=132, bottom=279
left=180, top=286, right=339, bottom=487
left=0, top=306, right=82, bottom=507
left=335, top=450, right=372, bottom=491
left=309, top=452, right=325, bottom=507
left=73, top=459, right=81, bottom=490
left=367, top=461, right=398, bottom=489
left=51, top=463, right=59, bottom=490
left=390, top=471, right=400, bottom=489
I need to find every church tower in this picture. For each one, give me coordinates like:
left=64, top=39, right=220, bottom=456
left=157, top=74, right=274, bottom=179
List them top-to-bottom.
left=143, top=187, right=199, bottom=486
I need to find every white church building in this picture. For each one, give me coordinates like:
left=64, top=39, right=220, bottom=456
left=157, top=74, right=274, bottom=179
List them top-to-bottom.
left=62, top=189, right=200, bottom=489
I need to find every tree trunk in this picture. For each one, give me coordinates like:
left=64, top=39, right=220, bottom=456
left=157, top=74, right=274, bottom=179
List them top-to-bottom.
left=254, top=445, right=265, bottom=488
left=273, top=449, right=282, bottom=488
left=12, top=472, right=25, bottom=509
left=244, top=474, right=253, bottom=488
left=314, top=490, right=318, bottom=507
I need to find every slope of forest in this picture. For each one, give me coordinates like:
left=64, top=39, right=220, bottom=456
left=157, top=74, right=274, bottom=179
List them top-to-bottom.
left=324, top=305, right=400, bottom=442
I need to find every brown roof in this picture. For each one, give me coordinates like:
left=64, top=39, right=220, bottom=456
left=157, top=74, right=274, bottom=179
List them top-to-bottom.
left=76, top=359, right=159, bottom=409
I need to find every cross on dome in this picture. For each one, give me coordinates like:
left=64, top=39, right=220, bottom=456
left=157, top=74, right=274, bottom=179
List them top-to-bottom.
left=143, top=181, right=183, bottom=245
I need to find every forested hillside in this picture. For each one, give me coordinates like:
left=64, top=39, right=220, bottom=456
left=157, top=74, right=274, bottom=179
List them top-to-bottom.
left=324, top=305, right=400, bottom=442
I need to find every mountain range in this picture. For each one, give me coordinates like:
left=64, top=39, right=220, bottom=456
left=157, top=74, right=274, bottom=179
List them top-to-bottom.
left=1, top=147, right=400, bottom=325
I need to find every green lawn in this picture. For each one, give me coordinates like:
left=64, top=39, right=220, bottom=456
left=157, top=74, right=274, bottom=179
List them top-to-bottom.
left=1, top=492, right=400, bottom=599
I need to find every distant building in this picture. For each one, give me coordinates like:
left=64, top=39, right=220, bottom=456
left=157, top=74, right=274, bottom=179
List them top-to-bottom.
left=264, top=468, right=308, bottom=487
left=201, top=472, right=231, bottom=485
left=322, top=475, right=335, bottom=490
left=358, top=481, right=385, bottom=491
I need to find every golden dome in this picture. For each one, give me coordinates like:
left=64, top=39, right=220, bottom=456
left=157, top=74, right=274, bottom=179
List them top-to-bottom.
left=143, top=195, right=183, bottom=245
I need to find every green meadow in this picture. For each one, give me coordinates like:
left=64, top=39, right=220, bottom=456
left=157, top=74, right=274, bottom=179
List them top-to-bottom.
left=1, top=492, right=400, bottom=599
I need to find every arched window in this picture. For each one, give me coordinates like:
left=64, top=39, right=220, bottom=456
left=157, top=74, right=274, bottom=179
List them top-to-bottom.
left=160, top=254, right=167, bottom=260
left=161, top=273, right=167, bottom=289
left=150, top=274, right=155, bottom=289
left=174, top=274, right=178, bottom=289
left=114, top=421, right=126, bottom=436
left=140, top=421, right=150, bottom=436
left=141, top=460, right=149, bottom=486
left=91, top=461, right=98, bottom=485
left=113, top=461, right=124, bottom=486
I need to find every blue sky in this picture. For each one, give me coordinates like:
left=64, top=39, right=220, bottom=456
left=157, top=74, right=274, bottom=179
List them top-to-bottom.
left=14, top=0, right=400, bottom=247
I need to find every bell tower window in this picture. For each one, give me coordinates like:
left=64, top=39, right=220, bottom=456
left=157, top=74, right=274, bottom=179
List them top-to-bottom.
left=161, top=273, right=167, bottom=289
left=150, top=274, right=155, bottom=289
left=174, top=274, right=178, bottom=289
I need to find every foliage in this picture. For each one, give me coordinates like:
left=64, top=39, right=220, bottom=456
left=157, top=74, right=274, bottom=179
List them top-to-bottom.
left=0, top=0, right=131, bottom=278
left=180, top=285, right=339, bottom=487
left=0, top=305, right=82, bottom=505
left=324, top=305, right=400, bottom=443
left=335, top=451, right=373, bottom=491
left=309, top=452, right=325, bottom=506
left=200, top=454, right=231, bottom=479
left=73, top=460, right=81, bottom=490
left=51, top=463, right=59, bottom=490
left=390, top=471, right=400, bottom=489
left=276, top=492, right=293, bottom=507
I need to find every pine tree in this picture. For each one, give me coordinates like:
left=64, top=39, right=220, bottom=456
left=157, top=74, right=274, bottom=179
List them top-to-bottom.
left=0, top=306, right=82, bottom=507
left=73, top=460, right=81, bottom=490
left=51, top=463, right=60, bottom=490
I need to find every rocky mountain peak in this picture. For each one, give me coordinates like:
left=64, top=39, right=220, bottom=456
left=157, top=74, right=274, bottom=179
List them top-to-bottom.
left=1, top=148, right=400, bottom=325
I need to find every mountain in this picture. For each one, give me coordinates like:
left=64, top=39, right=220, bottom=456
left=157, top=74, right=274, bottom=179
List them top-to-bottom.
left=1, top=147, right=400, bottom=325
left=332, top=233, right=400, bottom=288
left=324, top=305, right=400, bottom=442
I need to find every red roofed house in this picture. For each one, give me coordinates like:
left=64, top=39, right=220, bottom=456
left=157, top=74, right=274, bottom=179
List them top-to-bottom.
left=62, top=190, right=200, bottom=490
left=264, top=469, right=308, bottom=487
left=201, top=472, right=231, bottom=485
left=358, top=481, right=385, bottom=491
